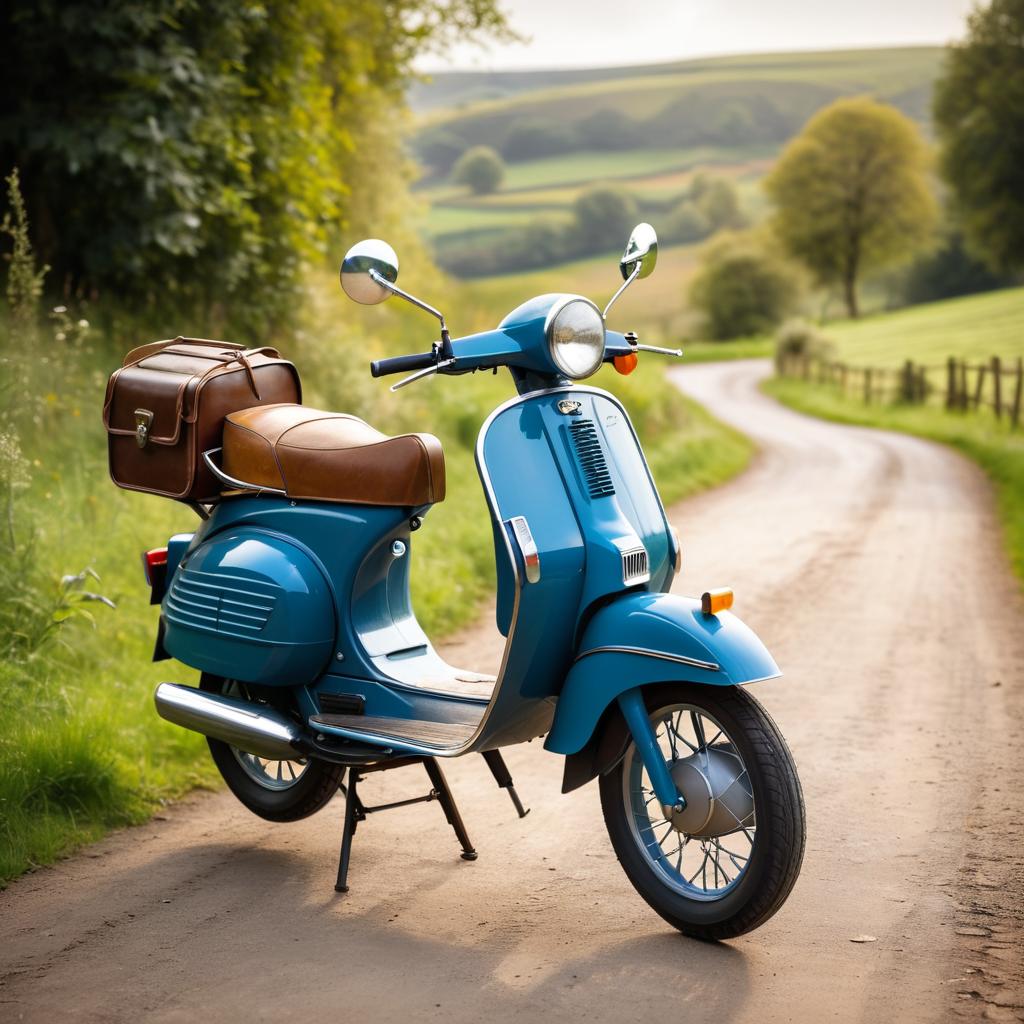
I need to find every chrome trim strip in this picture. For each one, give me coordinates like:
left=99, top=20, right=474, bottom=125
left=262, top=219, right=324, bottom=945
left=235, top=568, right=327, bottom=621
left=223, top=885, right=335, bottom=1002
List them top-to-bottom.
left=202, top=448, right=288, bottom=497
left=508, top=515, right=541, bottom=583
left=574, top=645, right=720, bottom=672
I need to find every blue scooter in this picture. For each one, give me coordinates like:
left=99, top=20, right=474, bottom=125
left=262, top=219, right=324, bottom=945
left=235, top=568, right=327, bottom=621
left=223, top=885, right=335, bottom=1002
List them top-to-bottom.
left=144, top=224, right=805, bottom=939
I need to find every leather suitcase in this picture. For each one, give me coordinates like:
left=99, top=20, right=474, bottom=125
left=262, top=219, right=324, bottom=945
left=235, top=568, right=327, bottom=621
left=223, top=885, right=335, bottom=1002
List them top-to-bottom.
left=102, top=337, right=301, bottom=501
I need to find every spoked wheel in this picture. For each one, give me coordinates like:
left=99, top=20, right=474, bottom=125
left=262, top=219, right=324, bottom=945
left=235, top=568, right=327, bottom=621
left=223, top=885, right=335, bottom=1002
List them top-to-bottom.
left=199, top=675, right=345, bottom=822
left=599, top=683, right=805, bottom=940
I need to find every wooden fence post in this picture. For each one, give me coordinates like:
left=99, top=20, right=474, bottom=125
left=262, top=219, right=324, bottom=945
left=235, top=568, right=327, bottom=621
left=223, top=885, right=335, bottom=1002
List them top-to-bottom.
left=992, top=356, right=1002, bottom=420
left=946, top=357, right=956, bottom=409
left=1011, top=358, right=1023, bottom=429
left=900, top=360, right=914, bottom=403
left=973, top=362, right=987, bottom=410
left=864, top=367, right=872, bottom=404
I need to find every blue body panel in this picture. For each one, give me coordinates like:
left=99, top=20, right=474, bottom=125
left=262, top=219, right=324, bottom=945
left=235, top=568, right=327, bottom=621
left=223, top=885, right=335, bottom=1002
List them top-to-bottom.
left=468, top=385, right=676, bottom=751
left=162, top=528, right=335, bottom=686
left=544, top=591, right=780, bottom=755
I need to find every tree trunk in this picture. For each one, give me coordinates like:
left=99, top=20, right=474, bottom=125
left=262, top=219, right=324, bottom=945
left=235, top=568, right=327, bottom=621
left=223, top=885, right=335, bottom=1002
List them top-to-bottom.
left=843, top=270, right=859, bottom=319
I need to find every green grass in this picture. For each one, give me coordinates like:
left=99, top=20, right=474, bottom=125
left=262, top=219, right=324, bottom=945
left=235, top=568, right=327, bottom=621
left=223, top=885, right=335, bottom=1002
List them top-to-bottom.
left=0, top=264, right=753, bottom=886
left=816, top=287, right=1024, bottom=368
left=682, top=338, right=775, bottom=363
left=764, top=376, right=1024, bottom=588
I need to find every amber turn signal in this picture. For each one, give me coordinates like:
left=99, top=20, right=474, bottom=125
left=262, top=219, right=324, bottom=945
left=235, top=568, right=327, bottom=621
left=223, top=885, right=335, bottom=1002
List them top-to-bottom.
left=613, top=352, right=638, bottom=375
left=701, top=588, right=734, bottom=616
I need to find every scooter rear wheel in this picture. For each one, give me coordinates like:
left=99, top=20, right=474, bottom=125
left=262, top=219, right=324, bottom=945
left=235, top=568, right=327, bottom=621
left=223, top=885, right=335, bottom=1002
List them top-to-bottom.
left=199, top=675, right=345, bottom=822
left=599, top=682, right=805, bottom=940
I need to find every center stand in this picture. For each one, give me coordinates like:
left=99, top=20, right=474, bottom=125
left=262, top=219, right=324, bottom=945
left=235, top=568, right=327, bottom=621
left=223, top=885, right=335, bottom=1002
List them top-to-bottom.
left=334, top=750, right=529, bottom=893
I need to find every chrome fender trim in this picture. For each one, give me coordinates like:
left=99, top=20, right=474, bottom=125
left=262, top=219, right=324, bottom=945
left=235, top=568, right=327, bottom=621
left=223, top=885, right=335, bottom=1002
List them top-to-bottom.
left=574, top=645, right=720, bottom=673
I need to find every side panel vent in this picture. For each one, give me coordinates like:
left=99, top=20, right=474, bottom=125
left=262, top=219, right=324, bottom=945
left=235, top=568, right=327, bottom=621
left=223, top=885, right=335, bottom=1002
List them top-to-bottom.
left=568, top=419, right=615, bottom=498
left=621, top=546, right=650, bottom=586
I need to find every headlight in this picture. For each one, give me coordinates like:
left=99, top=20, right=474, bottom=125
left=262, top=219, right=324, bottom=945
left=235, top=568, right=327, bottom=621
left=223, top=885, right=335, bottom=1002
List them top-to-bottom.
left=546, top=297, right=605, bottom=379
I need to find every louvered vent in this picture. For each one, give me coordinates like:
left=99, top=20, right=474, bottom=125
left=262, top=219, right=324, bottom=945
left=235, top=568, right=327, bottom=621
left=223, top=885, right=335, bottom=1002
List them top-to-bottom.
left=568, top=419, right=615, bottom=498
left=621, top=546, right=650, bottom=585
left=165, top=569, right=278, bottom=637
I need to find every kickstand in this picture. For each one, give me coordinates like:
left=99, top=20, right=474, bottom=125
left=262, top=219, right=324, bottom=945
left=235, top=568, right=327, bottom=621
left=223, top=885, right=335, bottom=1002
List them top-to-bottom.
left=481, top=749, right=530, bottom=818
left=334, top=756, right=477, bottom=894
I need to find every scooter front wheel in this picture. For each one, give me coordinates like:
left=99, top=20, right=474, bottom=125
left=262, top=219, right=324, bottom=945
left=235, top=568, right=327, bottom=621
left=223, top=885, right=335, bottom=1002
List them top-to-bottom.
left=200, top=675, right=345, bottom=822
left=599, top=682, right=805, bottom=940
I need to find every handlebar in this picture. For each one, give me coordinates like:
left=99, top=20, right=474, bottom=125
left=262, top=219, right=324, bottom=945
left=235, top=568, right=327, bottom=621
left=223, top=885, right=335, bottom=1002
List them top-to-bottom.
left=369, top=350, right=436, bottom=378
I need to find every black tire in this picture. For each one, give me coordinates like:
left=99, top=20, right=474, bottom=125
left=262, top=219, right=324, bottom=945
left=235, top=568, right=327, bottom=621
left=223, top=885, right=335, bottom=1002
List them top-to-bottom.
left=199, top=675, right=345, bottom=823
left=599, top=683, right=805, bottom=940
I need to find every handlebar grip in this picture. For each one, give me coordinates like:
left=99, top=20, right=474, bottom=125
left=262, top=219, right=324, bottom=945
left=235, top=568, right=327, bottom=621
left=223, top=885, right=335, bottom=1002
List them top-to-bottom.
left=369, top=351, right=436, bottom=378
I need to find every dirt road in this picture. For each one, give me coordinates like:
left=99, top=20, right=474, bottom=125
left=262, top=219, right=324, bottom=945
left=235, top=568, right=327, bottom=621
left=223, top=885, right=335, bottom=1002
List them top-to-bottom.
left=3, top=359, right=1022, bottom=1023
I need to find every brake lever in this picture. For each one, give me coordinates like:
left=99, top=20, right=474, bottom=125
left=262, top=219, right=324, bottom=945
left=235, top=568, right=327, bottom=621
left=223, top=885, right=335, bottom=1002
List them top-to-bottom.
left=390, top=357, right=456, bottom=392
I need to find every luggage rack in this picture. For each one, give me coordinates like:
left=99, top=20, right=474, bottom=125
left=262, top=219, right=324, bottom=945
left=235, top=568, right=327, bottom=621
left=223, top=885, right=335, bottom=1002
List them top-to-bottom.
left=202, top=447, right=286, bottom=496
left=334, top=750, right=529, bottom=893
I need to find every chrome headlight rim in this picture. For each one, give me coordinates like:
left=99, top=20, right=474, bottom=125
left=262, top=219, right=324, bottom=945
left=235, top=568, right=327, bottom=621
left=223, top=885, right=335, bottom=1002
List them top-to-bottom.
left=544, top=294, right=606, bottom=380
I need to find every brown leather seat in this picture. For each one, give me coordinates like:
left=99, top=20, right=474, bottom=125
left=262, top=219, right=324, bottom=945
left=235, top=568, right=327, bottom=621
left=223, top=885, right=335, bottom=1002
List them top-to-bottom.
left=220, top=404, right=445, bottom=506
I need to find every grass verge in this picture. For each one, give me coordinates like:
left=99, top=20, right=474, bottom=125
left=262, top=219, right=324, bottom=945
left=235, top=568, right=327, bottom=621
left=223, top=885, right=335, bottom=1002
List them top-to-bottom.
left=763, top=376, right=1024, bottom=587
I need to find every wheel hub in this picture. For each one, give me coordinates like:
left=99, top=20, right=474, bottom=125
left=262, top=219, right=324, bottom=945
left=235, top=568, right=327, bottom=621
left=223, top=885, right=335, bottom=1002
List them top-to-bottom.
left=668, top=745, right=753, bottom=838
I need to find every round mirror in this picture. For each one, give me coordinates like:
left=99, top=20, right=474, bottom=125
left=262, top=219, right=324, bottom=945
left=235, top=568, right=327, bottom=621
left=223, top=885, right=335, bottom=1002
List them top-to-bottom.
left=620, top=223, right=658, bottom=281
left=340, top=239, right=399, bottom=305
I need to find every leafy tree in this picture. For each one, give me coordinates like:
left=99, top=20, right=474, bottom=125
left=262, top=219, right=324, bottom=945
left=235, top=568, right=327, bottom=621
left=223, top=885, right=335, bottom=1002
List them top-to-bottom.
left=0, top=0, right=510, bottom=336
left=933, top=0, right=1024, bottom=272
left=765, top=97, right=937, bottom=318
left=577, top=109, right=642, bottom=151
left=501, top=119, right=576, bottom=161
left=415, top=127, right=469, bottom=175
left=452, top=145, right=505, bottom=194
left=691, top=176, right=746, bottom=231
left=572, top=185, right=638, bottom=252
left=901, top=229, right=1012, bottom=305
left=690, top=232, right=801, bottom=340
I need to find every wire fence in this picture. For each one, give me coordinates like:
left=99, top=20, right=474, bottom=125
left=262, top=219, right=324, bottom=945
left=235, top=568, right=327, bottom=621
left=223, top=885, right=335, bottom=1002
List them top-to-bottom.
left=777, top=353, right=1024, bottom=429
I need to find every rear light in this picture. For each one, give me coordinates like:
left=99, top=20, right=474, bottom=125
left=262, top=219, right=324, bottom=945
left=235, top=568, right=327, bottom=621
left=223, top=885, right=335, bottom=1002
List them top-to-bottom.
left=142, top=547, right=168, bottom=587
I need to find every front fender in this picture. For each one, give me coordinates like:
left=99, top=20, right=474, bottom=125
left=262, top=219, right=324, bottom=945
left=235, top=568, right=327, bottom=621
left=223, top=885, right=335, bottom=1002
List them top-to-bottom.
left=544, top=592, right=780, bottom=756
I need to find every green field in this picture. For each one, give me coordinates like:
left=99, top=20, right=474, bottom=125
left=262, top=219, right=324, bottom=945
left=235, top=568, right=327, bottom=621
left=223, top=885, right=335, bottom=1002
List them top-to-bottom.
left=414, top=47, right=941, bottom=128
left=811, top=287, right=1024, bottom=367
left=764, top=288, right=1024, bottom=587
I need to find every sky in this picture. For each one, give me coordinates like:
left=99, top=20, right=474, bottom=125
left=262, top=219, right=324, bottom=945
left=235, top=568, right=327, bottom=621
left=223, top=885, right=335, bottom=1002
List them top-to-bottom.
left=417, top=0, right=974, bottom=71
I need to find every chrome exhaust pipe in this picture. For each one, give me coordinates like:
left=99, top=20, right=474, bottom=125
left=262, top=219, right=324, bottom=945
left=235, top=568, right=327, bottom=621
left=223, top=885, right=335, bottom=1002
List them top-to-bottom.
left=154, top=683, right=304, bottom=761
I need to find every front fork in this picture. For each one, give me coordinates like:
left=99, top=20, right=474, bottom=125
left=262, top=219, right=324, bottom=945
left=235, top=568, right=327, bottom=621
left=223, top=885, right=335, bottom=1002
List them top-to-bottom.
left=617, top=688, right=686, bottom=817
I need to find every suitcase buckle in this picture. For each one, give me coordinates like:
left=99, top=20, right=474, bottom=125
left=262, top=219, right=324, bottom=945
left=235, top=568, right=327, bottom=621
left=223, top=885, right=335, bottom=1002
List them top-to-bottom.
left=134, top=409, right=154, bottom=448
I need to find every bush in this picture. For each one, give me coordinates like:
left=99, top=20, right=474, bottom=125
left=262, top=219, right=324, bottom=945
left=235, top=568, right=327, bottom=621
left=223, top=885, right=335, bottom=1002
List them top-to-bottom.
left=452, top=146, right=505, bottom=195
left=572, top=185, right=638, bottom=253
left=665, top=200, right=712, bottom=244
left=690, top=233, right=801, bottom=340
left=773, top=318, right=834, bottom=373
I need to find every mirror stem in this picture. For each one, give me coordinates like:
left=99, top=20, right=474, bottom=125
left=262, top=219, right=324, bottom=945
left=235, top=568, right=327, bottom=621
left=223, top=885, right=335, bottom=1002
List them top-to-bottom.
left=602, top=263, right=641, bottom=321
left=369, top=268, right=448, bottom=334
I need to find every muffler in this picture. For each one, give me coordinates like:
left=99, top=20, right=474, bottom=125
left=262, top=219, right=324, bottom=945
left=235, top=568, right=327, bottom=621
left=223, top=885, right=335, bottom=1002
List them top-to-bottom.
left=154, top=683, right=305, bottom=761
